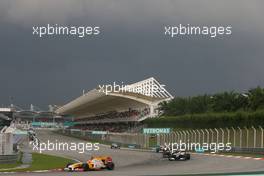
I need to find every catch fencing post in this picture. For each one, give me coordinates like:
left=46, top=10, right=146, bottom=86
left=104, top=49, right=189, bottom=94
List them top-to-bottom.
left=252, top=126, right=256, bottom=148
left=260, top=126, right=264, bottom=148
left=231, top=127, right=236, bottom=147
left=238, top=127, right=242, bottom=148
left=245, top=127, right=249, bottom=148
left=215, top=128, right=219, bottom=144
left=220, top=128, right=224, bottom=143
left=226, top=128, right=230, bottom=144
left=201, top=129, right=205, bottom=144
left=205, top=129, right=210, bottom=144
left=209, top=129, right=214, bottom=143
left=190, top=130, right=194, bottom=143
left=193, top=130, right=197, bottom=143
left=197, top=130, right=201, bottom=145
left=176, top=131, right=180, bottom=143
left=179, top=131, right=183, bottom=143
left=183, top=131, right=187, bottom=143
left=186, top=131, right=190, bottom=142
left=172, top=132, right=176, bottom=143
left=165, top=133, right=168, bottom=144
left=169, top=133, right=172, bottom=144
left=160, top=134, right=163, bottom=145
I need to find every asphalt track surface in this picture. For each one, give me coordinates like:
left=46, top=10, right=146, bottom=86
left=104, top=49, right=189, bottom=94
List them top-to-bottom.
left=5, top=130, right=264, bottom=176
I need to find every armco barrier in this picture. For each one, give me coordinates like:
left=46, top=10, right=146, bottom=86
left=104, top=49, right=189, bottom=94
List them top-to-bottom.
left=0, top=154, right=19, bottom=164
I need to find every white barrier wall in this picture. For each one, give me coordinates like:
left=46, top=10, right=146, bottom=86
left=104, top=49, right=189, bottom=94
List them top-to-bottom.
left=0, top=133, right=13, bottom=155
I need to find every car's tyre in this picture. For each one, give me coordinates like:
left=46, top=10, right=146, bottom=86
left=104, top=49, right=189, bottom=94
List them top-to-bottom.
left=186, top=154, right=191, bottom=160
left=106, top=162, right=115, bottom=170
left=82, top=163, right=89, bottom=171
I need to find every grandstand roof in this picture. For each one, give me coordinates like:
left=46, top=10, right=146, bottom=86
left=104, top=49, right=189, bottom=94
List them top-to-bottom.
left=56, top=77, right=173, bottom=118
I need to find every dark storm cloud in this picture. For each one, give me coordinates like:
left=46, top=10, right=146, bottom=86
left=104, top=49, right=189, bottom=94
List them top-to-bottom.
left=0, top=0, right=264, bottom=109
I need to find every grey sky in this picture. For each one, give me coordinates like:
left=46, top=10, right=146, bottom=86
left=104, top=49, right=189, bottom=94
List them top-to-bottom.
left=0, top=0, right=263, bottom=109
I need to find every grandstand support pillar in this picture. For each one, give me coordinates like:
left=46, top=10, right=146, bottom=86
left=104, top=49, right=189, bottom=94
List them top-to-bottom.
left=252, top=126, right=256, bottom=148
left=259, top=126, right=264, bottom=148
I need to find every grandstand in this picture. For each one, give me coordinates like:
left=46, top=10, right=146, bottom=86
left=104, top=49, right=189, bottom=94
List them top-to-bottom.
left=56, top=77, right=173, bottom=132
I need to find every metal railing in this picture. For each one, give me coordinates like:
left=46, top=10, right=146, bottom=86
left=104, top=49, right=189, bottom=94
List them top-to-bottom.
left=157, top=126, right=264, bottom=152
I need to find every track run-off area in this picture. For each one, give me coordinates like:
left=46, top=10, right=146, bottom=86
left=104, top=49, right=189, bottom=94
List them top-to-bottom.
left=4, top=129, right=264, bottom=176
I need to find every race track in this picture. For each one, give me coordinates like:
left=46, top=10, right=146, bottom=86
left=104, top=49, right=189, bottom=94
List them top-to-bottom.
left=6, top=130, right=264, bottom=176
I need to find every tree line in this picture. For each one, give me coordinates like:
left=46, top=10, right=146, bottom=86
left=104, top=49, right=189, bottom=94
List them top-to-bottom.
left=160, top=86, right=264, bottom=116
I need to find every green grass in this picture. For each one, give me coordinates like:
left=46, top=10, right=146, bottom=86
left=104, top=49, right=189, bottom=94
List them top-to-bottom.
left=0, top=152, right=23, bottom=170
left=0, top=153, right=74, bottom=172
left=0, top=163, right=21, bottom=169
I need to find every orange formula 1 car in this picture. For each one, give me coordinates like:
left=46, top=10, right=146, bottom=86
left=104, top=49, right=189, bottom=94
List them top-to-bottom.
left=64, top=156, right=115, bottom=172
